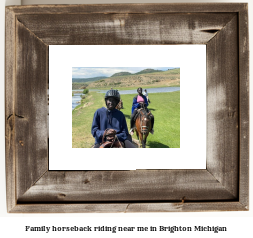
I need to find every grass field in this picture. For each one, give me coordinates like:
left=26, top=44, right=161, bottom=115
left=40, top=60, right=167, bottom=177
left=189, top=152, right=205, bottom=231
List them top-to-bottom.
left=72, top=91, right=180, bottom=148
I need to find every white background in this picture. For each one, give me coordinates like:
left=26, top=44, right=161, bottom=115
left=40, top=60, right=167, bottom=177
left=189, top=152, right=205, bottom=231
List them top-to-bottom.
left=1, top=0, right=252, bottom=237
left=49, top=45, right=206, bottom=170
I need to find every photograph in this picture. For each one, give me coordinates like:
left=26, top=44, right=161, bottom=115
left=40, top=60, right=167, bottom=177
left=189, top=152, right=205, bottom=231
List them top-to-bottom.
left=49, top=45, right=206, bottom=170
left=72, top=67, right=180, bottom=148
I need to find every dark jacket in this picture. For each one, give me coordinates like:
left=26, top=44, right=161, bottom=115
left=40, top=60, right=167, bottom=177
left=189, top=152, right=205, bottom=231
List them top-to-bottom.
left=131, top=94, right=149, bottom=114
left=91, top=107, right=129, bottom=144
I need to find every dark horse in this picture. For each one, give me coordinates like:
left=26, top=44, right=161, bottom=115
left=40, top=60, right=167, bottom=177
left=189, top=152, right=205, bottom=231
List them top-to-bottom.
left=135, top=103, right=152, bottom=148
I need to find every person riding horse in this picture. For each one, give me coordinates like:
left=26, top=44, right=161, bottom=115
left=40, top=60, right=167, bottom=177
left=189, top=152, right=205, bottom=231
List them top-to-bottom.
left=129, top=87, right=154, bottom=135
left=91, top=89, right=136, bottom=148
left=143, top=89, right=150, bottom=103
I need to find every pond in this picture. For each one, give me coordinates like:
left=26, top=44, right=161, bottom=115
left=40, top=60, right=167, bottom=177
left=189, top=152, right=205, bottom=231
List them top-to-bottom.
left=72, top=87, right=180, bottom=110
left=89, top=87, right=180, bottom=94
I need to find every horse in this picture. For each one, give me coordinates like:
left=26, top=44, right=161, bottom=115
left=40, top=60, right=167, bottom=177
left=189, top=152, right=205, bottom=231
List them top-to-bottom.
left=115, top=99, right=123, bottom=110
left=135, top=103, right=152, bottom=148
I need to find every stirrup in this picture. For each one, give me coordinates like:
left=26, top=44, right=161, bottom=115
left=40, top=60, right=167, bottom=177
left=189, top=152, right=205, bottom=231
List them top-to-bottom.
left=129, top=128, right=134, bottom=135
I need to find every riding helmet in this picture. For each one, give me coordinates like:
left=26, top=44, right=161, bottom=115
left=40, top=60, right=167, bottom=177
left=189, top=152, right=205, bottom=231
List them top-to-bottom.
left=104, top=89, right=120, bottom=103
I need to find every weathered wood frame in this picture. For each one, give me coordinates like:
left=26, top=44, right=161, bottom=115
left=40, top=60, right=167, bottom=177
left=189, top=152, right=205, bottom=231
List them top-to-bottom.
left=5, top=4, right=249, bottom=213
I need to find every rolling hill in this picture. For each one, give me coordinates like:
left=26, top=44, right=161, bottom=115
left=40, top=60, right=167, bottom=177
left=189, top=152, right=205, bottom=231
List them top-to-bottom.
left=88, top=68, right=180, bottom=89
left=134, top=68, right=163, bottom=74
left=111, top=72, right=132, bottom=77
left=72, top=76, right=108, bottom=83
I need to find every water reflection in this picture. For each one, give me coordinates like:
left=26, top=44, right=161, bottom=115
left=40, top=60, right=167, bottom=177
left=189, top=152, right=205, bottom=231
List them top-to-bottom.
left=72, top=93, right=83, bottom=110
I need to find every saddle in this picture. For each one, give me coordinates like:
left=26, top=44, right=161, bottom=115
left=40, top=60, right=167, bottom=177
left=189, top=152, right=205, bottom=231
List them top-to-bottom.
left=134, top=108, right=143, bottom=121
left=99, top=128, right=124, bottom=148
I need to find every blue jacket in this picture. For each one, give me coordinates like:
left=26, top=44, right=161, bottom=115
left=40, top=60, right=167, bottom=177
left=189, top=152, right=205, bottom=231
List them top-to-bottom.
left=131, top=94, right=149, bottom=114
left=91, top=107, right=129, bottom=144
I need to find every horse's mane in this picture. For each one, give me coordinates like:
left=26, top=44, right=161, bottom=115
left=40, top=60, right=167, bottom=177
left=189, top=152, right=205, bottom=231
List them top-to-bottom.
left=138, top=108, right=150, bottom=118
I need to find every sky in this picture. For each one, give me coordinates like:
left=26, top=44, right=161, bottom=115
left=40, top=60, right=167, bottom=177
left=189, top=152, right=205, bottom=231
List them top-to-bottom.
left=72, top=67, right=175, bottom=78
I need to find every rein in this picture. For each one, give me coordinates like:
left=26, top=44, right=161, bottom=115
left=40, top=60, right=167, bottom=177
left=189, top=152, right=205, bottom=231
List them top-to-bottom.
left=110, top=135, right=123, bottom=148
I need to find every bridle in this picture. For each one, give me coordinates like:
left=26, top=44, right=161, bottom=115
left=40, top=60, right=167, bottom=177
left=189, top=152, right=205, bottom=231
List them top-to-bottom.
left=139, top=109, right=151, bottom=134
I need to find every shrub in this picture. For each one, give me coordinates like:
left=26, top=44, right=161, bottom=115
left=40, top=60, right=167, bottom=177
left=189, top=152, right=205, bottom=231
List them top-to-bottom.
left=82, top=88, right=89, bottom=94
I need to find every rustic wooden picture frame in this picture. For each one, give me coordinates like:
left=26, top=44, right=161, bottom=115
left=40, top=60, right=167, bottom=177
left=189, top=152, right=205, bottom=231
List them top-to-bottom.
left=5, top=3, right=249, bottom=213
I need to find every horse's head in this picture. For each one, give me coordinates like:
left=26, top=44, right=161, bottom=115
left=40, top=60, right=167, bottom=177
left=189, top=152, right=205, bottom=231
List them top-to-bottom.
left=139, top=109, right=151, bottom=134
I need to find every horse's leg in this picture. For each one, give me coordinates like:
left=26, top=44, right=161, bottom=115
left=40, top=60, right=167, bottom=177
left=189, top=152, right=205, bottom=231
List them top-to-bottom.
left=136, top=130, right=139, bottom=140
left=143, top=132, right=150, bottom=148
left=139, top=133, right=144, bottom=148
left=141, top=134, right=146, bottom=148
left=142, top=134, right=148, bottom=148
left=143, top=135, right=146, bottom=148
left=142, top=140, right=145, bottom=148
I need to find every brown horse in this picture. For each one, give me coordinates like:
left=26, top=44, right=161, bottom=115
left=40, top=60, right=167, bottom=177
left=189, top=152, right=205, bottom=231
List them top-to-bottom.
left=115, top=99, right=123, bottom=110
left=135, top=104, right=152, bottom=148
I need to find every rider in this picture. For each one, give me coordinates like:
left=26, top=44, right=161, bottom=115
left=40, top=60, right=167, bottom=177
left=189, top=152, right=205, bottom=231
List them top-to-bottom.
left=129, top=87, right=154, bottom=135
left=91, top=89, right=135, bottom=148
left=143, top=89, right=149, bottom=103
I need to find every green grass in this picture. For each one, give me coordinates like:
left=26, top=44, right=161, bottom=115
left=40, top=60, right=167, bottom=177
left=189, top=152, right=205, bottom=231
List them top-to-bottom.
left=72, top=91, right=180, bottom=148
left=72, top=92, right=104, bottom=148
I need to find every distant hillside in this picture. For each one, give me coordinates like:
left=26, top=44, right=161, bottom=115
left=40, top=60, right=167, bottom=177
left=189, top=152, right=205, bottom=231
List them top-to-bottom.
left=88, top=68, right=180, bottom=88
left=72, top=69, right=177, bottom=84
left=135, top=69, right=163, bottom=75
left=111, top=72, right=132, bottom=77
left=72, top=76, right=107, bottom=83
left=72, top=83, right=89, bottom=90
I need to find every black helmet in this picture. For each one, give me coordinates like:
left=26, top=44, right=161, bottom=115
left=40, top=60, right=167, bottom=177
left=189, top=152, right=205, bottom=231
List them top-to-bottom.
left=105, top=89, right=120, bottom=103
